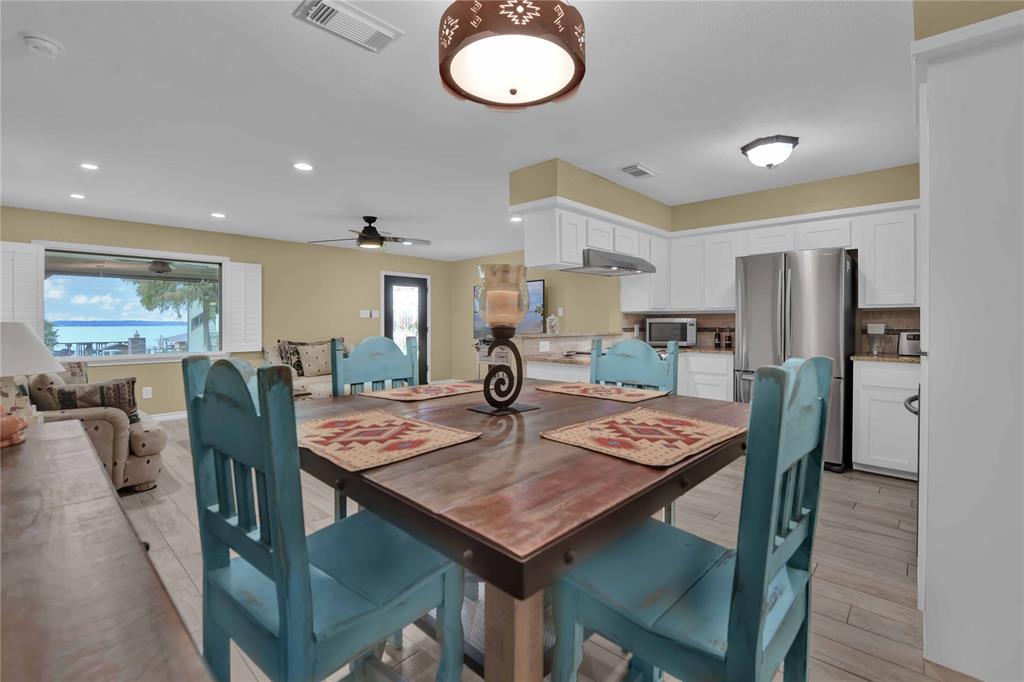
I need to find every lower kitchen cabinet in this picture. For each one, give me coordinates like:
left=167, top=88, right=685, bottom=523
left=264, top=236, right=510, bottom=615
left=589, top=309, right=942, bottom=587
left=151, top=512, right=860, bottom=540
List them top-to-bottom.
left=678, top=352, right=734, bottom=401
left=852, top=360, right=920, bottom=479
left=524, top=361, right=590, bottom=383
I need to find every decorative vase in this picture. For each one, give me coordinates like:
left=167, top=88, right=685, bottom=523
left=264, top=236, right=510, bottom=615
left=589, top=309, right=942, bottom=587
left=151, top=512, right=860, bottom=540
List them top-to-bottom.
left=470, top=264, right=538, bottom=415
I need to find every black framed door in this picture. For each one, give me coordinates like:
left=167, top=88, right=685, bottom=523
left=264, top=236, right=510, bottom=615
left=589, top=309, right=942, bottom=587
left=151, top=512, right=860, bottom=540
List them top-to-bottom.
left=383, top=274, right=428, bottom=384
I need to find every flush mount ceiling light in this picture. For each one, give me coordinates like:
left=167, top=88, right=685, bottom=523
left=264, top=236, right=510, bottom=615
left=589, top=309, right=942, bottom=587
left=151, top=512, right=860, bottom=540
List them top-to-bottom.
left=438, top=0, right=585, bottom=109
left=740, top=135, right=799, bottom=169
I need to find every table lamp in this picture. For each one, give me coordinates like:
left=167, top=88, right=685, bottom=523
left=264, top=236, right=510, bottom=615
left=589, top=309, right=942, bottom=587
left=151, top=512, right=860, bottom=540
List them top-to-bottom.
left=469, top=264, right=538, bottom=415
left=1, top=321, right=63, bottom=420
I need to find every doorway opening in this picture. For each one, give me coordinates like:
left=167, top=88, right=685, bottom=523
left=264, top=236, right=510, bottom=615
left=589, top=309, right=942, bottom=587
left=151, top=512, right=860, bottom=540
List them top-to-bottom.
left=381, top=273, right=429, bottom=384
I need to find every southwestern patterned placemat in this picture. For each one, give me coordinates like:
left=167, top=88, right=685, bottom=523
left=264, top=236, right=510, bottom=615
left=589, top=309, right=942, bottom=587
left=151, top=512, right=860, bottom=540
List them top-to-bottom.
left=365, top=382, right=484, bottom=402
left=535, top=382, right=667, bottom=403
left=541, top=407, right=744, bottom=467
left=299, top=409, right=482, bottom=471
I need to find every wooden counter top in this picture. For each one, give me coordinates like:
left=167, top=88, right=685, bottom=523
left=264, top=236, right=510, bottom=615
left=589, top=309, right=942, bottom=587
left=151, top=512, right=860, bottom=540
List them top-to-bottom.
left=1, top=420, right=210, bottom=681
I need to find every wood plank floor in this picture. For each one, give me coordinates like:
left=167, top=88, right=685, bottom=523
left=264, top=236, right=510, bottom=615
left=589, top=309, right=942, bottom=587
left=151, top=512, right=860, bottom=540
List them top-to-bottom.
left=121, top=417, right=958, bottom=682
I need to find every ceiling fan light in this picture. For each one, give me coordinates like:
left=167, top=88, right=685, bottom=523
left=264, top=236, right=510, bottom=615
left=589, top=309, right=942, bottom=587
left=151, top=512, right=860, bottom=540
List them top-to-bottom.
left=439, top=1, right=585, bottom=109
left=740, top=135, right=799, bottom=169
left=357, top=234, right=383, bottom=249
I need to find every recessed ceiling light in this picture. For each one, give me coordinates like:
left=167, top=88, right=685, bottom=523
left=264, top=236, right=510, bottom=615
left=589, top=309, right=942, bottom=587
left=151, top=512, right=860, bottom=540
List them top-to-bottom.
left=740, top=135, right=799, bottom=169
left=79, top=162, right=99, bottom=170
left=293, top=162, right=314, bottom=172
left=69, top=193, right=85, bottom=199
left=210, top=212, right=226, bottom=219
left=509, top=216, right=523, bottom=223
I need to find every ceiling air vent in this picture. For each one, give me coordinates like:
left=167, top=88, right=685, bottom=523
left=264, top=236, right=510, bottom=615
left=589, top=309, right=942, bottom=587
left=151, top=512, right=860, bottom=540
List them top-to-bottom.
left=294, top=0, right=403, bottom=53
left=621, top=163, right=658, bottom=179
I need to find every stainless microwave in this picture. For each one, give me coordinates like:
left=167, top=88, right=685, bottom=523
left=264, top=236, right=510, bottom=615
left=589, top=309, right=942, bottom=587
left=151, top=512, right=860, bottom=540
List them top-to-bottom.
left=646, top=318, right=698, bottom=348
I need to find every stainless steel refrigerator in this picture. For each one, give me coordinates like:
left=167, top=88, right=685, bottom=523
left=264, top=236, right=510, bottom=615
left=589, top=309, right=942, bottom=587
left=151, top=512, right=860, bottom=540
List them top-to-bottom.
left=734, top=249, right=855, bottom=471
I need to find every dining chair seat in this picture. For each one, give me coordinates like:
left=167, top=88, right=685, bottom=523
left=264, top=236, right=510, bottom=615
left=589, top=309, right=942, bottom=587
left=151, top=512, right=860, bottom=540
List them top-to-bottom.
left=553, top=357, right=833, bottom=682
left=207, top=510, right=453, bottom=643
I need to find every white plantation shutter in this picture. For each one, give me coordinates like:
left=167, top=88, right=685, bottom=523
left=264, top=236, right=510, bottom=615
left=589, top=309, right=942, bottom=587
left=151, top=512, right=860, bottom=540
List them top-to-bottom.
left=0, top=242, right=45, bottom=337
left=225, top=261, right=262, bottom=352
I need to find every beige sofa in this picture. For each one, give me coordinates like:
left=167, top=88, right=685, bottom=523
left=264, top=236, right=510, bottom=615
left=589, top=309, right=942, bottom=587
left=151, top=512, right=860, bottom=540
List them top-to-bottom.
left=18, top=362, right=167, bottom=492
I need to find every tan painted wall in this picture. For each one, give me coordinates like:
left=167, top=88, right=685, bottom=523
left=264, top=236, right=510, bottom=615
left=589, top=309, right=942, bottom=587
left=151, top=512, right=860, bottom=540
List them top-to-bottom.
left=913, top=0, right=1024, bottom=39
left=509, top=159, right=672, bottom=229
left=670, top=165, right=920, bottom=231
left=1, top=206, right=456, bottom=413
left=448, top=250, right=622, bottom=380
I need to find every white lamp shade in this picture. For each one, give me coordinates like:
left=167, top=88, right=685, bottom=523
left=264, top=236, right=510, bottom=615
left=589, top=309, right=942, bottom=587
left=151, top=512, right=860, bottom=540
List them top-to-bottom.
left=1, top=322, right=64, bottom=377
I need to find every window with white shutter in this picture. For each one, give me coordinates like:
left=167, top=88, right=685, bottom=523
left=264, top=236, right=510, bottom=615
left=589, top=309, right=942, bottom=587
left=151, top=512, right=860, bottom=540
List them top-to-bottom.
left=0, top=242, right=45, bottom=337
left=225, top=262, right=262, bottom=352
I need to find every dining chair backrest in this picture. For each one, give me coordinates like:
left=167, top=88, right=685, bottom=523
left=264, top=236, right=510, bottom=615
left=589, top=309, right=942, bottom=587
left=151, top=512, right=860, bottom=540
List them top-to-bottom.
left=332, top=336, right=418, bottom=396
left=590, top=338, right=678, bottom=393
left=726, top=356, right=832, bottom=680
left=182, top=357, right=314, bottom=649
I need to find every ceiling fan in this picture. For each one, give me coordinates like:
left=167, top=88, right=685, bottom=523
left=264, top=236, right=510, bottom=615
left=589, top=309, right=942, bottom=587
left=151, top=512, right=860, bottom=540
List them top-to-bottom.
left=307, top=216, right=431, bottom=250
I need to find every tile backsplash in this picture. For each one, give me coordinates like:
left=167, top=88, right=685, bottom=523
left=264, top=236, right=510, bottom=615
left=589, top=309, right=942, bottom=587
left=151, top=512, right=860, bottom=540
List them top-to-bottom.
left=622, top=312, right=736, bottom=349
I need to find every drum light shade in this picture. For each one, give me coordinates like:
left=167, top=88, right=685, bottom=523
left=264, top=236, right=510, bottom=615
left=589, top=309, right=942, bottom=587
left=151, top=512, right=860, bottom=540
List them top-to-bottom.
left=439, top=1, right=585, bottom=108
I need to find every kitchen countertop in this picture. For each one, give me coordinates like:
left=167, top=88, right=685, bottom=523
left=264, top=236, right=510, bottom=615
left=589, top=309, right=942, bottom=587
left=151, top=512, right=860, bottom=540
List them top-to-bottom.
left=525, top=346, right=734, bottom=366
left=851, top=353, right=922, bottom=364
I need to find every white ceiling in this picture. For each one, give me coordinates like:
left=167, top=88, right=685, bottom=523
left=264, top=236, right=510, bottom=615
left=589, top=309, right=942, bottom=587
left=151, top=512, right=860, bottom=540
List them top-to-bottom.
left=1, top=1, right=918, bottom=260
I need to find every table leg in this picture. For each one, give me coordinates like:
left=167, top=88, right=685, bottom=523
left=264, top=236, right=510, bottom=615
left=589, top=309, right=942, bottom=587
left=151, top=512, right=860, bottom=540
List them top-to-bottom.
left=484, top=584, right=544, bottom=682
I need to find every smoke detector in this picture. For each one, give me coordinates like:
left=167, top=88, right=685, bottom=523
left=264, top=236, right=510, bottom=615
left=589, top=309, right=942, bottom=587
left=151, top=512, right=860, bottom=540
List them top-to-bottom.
left=294, top=0, right=403, bottom=53
left=21, top=32, right=64, bottom=59
left=621, top=163, right=658, bottom=179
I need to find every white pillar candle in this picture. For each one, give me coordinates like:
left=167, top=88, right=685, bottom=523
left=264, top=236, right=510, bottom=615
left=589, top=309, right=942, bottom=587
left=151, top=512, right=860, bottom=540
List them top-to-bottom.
left=486, top=290, right=520, bottom=327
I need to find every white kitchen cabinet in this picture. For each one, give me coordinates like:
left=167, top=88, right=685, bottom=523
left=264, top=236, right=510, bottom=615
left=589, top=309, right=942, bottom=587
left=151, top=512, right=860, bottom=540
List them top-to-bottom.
left=523, top=209, right=584, bottom=269
left=557, top=211, right=585, bottom=266
left=854, top=211, right=917, bottom=307
left=795, top=218, right=852, bottom=250
left=586, top=219, right=614, bottom=251
left=746, top=225, right=795, bottom=255
left=613, top=226, right=639, bottom=256
left=701, top=232, right=745, bottom=310
left=620, top=235, right=669, bottom=312
left=669, top=238, right=702, bottom=310
left=677, top=352, right=734, bottom=401
left=852, top=360, right=920, bottom=479
left=525, top=361, right=590, bottom=383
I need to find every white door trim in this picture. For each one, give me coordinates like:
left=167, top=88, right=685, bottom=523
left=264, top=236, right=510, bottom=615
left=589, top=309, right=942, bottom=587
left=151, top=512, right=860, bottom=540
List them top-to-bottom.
left=379, top=271, right=432, bottom=383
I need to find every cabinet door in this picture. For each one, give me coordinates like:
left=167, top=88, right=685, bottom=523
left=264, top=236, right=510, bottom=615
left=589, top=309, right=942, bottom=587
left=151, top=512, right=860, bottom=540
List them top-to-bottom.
left=557, top=211, right=584, bottom=266
left=856, top=211, right=917, bottom=307
left=586, top=219, right=614, bottom=251
left=795, top=219, right=852, bottom=250
left=746, top=225, right=795, bottom=255
left=614, top=227, right=639, bottom=256
left=702, top=232, right=744, bottom=310
left=619, top=234, right=658, bottom=312
left=649, top=237, right=669, bottom=310
left=670, top=238, right=702, bottom=310
left=619, top=272, right=651, bottom=312
left=853, top=362, right=920, bottom=476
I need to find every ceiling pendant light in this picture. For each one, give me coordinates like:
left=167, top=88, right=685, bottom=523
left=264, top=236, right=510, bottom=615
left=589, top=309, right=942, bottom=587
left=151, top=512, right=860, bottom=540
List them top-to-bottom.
left=438, top=0, right=585, bottom=109
left=741, top=135, right=799, bottom=169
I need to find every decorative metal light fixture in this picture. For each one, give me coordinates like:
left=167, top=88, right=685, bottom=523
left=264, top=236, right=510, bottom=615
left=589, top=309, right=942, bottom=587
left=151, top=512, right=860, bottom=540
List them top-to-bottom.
left=438, top=0, right=586, bottom=109
left=740, top=135, right=800, bottom=169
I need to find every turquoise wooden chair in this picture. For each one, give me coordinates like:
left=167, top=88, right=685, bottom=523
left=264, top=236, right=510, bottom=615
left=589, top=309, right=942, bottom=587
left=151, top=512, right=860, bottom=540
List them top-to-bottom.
left=332, top=336, right=418, bottom=397
left=590, top=338, right=678, bottom=393
left=591, top=338, right=679, bottom=523
left=182, top=357, right=464, bottom=682
left=552, top=357, right=833, bottom=682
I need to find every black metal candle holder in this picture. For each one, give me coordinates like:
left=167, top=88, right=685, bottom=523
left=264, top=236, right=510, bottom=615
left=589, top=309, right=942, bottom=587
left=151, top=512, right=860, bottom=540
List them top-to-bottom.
left=468, top=326, right=539, bottom=416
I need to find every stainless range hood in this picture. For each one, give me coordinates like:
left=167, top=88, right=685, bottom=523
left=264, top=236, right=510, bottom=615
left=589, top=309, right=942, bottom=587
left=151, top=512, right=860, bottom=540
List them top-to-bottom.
left=565, top=248, right=656, bottom=276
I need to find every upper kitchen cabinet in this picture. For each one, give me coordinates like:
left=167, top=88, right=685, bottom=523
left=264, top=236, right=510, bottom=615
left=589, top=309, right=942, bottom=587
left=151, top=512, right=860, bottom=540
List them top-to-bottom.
left=524, top=209, right=584, bottom=268
left=854, top=210, right=917, bottom=307
left=585, top=218, right=615, bottom=251
left=794, top=218, right=852, bottom=250
left=746, top=224, right=795, bottom=255
left=613, top=226, right=640, bottom=257
left=702, top=231, right=745, bottom=310
left=620, top=235, right=669, bottom=312
left=670, top=237, right=703, bottom=310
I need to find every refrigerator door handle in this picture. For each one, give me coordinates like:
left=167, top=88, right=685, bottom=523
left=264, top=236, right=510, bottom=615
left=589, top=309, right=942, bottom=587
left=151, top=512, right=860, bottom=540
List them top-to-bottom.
left=784, top=267, right=792, bottom=361
left=776, top=269, right=785, bottom=365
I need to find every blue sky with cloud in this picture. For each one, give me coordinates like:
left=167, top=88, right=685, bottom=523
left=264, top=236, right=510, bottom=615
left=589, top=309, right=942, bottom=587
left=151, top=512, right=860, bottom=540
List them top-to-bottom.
left=44, top=276, right=185, bottom=322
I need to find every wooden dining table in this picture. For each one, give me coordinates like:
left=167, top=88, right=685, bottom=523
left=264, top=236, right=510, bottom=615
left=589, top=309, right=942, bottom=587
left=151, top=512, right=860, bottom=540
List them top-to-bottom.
left=296, top=379, right=750, bottom=682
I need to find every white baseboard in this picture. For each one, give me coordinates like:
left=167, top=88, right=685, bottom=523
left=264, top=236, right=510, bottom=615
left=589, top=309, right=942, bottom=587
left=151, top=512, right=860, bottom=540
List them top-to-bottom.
left=151, top=410, right=187, bottom=422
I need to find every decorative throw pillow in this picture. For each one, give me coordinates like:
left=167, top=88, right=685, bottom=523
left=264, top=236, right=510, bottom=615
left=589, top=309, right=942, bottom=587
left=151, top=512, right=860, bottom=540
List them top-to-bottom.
left=279, top=338, right=345, bottom=376
left=297, top=343, right=332, bottom=377
left=47, top=378, right=140, bottom=423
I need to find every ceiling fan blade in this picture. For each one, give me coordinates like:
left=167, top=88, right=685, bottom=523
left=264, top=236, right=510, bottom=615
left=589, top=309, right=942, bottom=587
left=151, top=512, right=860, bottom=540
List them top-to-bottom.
left=383, top=236, right=431, bottom=246
left=307, top=238, right=357, bottom=244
